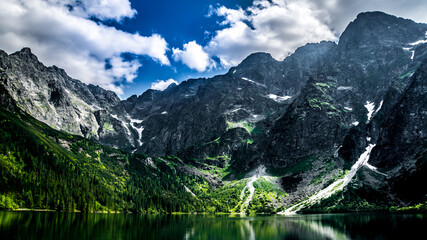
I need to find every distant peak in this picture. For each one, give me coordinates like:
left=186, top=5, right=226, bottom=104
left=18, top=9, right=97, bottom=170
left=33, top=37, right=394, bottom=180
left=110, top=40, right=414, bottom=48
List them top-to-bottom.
left=339, top=11, right=425, bottom=49
left=350, top=11, right=418, bottom=27
left=356, top=11, right=390, bottom=19
left=11, top=47, right=39, bottom=62
left=20, top=47, right=32, bottom=55
left=237, top=52, right=276, bottom=69
left=244, top=52, right=273, bottom=61
left=164, top=82, right=178, bottom=91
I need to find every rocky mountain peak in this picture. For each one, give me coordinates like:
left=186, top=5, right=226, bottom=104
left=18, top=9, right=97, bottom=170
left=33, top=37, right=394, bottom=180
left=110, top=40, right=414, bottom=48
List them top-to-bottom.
left=339, top=11, right=427, bottom=50
left=290, top=41, right=337, bottom=59
left=11, top=47, right=39, bottom=61
left=238, top=52, right=275, bottom=66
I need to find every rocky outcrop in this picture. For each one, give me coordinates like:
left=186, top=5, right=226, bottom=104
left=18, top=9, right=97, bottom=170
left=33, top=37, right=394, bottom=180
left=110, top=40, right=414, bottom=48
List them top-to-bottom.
left=0, top=48, right=137, bottom=149
left=267, top=71, right=351, bottom=168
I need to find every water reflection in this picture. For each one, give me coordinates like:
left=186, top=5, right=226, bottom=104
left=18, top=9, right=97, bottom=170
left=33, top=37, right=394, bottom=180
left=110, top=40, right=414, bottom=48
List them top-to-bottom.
left=0, top=212, right=425, bottom=240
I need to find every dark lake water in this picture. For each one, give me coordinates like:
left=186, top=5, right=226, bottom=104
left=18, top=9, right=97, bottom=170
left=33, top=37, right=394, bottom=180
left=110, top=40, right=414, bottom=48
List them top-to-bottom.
left=0, top=212, right=425, bottom=239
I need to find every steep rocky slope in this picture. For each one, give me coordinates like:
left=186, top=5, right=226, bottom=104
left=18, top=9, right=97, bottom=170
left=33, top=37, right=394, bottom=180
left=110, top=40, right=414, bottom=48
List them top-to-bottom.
left=123, top=41, right=336, bottom=156
left=0, top=48, right=138, bottom=149
left=369, top=60, right=427, bottom=205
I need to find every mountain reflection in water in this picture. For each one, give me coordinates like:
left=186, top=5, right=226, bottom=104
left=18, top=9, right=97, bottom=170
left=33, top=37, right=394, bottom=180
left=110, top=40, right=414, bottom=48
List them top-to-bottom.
left=0, top=212, right=425, bottom=240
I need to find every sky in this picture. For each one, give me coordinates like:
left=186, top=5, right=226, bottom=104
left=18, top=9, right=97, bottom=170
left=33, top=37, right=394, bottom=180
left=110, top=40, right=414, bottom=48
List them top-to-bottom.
left=0, top=0, right=426, bottom=99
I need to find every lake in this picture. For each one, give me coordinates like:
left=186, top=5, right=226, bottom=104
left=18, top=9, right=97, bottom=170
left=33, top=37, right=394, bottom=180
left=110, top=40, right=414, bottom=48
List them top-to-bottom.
left=0, top=212, right=425, bottom=239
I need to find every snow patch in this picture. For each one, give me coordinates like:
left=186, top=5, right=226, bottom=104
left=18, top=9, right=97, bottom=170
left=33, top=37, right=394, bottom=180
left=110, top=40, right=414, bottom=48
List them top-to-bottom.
left=409, top=32, right=427, bottom=46
left=409, top=39, right=427, bottom=46
left=403, top=47, right=416, bottom=60
left=233, top=69, right=236, bottom=74
left=241, top=77, right=266, bottom=87
left=242, top=77, right=255, bottom=83
left=337, top=86, right=353, bottom=91
left=268, top=94, right=291, bottom=102
left=374, top=100, right=384, bottom=115
left=365, top=101, right=375, bottom=122
left=344, top=107, right=353, bottom=111
left=229, top=108, right=242, bottom=113
left=161, top=111, right=167, bottom=115
left=110, top=114, right=132, bottom=137
left=130, top=118, right=144, bottom=146
left=130, top=118, right=143, bottom=124
left=121, top=121, right=132, bottom=137
left=352, top=121, right=359, bottom=126
left=366, top=137, right=371, bottom=142
left=334, top=145, right=342, bottom=158
left=145, top=157, right=156, bottom=169
left=365, top=163, right=388, bottom=176
left=184, top=185, right=196, bottom=197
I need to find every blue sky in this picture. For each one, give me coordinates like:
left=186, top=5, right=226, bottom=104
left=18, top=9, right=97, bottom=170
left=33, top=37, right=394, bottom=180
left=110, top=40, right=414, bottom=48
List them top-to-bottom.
left=0, top=0, right=426, bottom=99
left=113, top=0, right=255, bottom=97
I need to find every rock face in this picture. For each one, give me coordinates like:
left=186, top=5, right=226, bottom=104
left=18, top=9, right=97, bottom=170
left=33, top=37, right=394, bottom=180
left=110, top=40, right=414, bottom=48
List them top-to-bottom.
left=265, top=11, right=427, bottom=168
left=123, top=41, right=336, bottom=156
left=0, top=48, right=138, bottom=149
left=368, top=61, right=427, bottom=204
left=267, top=71, right=351, bottom=168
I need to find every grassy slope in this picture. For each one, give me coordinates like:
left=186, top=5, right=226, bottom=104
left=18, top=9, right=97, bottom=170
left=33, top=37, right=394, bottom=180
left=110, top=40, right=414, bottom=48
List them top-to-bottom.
left=0, top=108, right=204, bottom=212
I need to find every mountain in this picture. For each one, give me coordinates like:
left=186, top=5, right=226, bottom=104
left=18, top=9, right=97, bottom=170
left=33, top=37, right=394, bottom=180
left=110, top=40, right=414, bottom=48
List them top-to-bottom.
left=0, top=11, right=426, bottom=213
left=122, top=41, right=337, bottom=157
left=0, top=48, right=138, bottom=149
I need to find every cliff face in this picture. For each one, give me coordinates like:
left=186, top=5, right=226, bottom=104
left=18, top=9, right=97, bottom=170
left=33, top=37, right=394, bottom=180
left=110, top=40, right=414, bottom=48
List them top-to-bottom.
left=0, top=48, right=138, bottom=149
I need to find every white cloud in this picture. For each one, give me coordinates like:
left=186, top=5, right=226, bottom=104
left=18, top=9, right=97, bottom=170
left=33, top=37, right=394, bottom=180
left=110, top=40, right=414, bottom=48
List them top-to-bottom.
left=0, top=0, right=170, bottom=95
left=44, top=0, right=136, bottom=21
left=79, top=0, right=137, bottom=21
left=205, top=0, right=338, bottom=67
left=205, top=0, right=427, bottom=68
left=303, top=0, right=427, bottom=34
left=215, top=6, right=247, bottom=25
left=172, top=41, right=214, bottom=72
left=108, top=57, right=141, bottom=83
left=151, top=79, right=178, bottom=91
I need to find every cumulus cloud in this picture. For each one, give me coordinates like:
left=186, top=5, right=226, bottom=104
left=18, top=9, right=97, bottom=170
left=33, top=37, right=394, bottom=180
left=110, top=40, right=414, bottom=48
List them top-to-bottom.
left=0, top=0, right=169, bottom=95
left=44, top=0, right=136, bottom=21
left=78, top=0, right=137, bottom=21
left=205, top=0, right=338, bottom=67
left=205, top=0, right=427, bottom=68
left=215, top=6, right=247, bottom=25
left=172, top=41, right=214, bottom=72
left=150, top=79, right=178, bottom=91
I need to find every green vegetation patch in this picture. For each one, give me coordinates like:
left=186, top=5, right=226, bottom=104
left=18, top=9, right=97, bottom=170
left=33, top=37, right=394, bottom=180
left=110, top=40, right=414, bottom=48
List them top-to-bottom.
left=315, top=81, right=336, bottom=89
left=226, top=121, right=255, bottom=134
left=103, top=122, right=114, bottom=132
